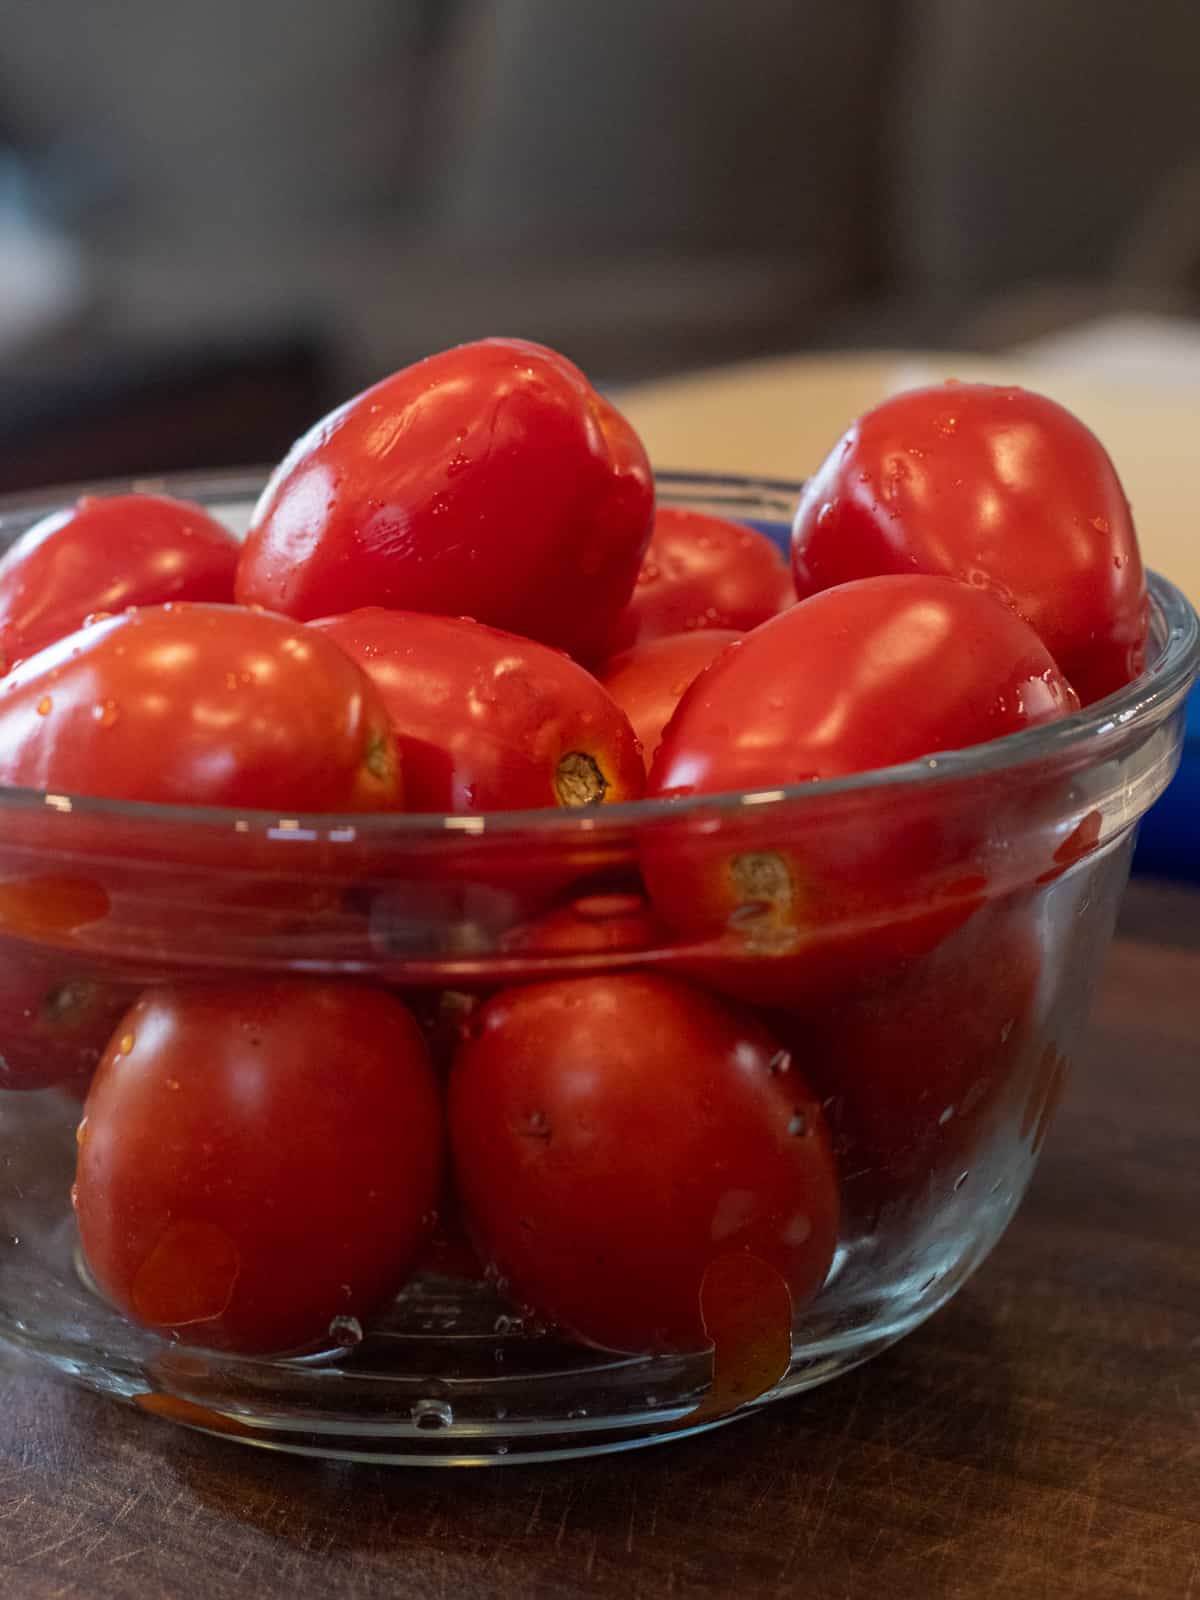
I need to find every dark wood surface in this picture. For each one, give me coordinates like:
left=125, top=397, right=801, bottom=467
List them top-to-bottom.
left=1, top=878, right=1197, bottom=1600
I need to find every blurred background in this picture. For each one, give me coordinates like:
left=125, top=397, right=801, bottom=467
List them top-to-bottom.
left=2, top=0, right=1200, bottom=492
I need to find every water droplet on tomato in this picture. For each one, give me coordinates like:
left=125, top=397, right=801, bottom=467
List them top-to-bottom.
left=1090, top=516, right=1111, bottom=535
left=35, top=696, right=52, bottom=716
left=91, top=700, right=119, bottom=728
left=117, top=1032, right=135, bottom=1056
left=953, top=1170, right=970, bottom=1192
left=328, top=1314, right=364, bottom=1347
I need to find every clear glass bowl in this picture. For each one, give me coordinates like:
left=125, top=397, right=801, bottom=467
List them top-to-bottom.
left=0, top=470, right=1195, bottom=1465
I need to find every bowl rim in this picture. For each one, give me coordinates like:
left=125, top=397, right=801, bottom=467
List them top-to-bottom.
left=0, top=466, right=1195, bottom=840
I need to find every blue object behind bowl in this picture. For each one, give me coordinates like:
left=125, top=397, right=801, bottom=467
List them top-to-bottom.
left=750, top=517, right=1199, bottom=882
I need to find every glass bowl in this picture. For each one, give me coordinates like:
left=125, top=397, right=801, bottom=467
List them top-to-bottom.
left=0, top=470, right=1195, bottom=1466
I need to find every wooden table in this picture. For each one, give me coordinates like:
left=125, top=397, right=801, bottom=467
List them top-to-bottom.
left=1, top=877, right=1196, bottom=1600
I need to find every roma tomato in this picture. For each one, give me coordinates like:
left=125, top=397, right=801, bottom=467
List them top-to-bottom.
left=237, top=339, right=654, bottom=661
left=791, top=383, right=1147, bottom=704
left=0, top=493, right=239, bottom=672
left=608, top=507, right=792, bottom=650
left=643, top=576, right=1078, bottom=1007
left=0, top=603, right=398, bottom=810
left=312, top=609, right=644, bottom=811
left=597, top=629, right=741, bottom=770
left=798, top=903, right=1043, bottom=1225
left=0, top=935, right=136, bottom=1092
left=449, top=973, right=839, bottom=1354
left=74, top=982, right=444, bottom=1354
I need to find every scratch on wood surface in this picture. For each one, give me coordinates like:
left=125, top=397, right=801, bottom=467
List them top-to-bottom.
left=524, top=1484, right=545, bottom=1536
left=13, top=1509, right=87, bottom=1567
left=107, top=1544, right=149, bottom=1565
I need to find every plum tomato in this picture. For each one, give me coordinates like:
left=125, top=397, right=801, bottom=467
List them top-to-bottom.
left=237, top=338, right=655, bottom=661
left=791, top=382, right=1147, bottom=704
left=0, top=493, right=240, bottom=672
left=607, top=507, right=793, bottom=651
left=642, top=575, right=1078, bottom=1007
left=0, top=603, right=399, bottom=810
left=312, top=609, right=644, bottom=812
left=597, top=629, right=741, bottom=771
left=797, top=902, right=1043, bottom=1225
left=0, top=935, right=137, bottom=1092
left=448, top=973, right=839, bottom=1354
left=74, top=981, right=445, bottom=1354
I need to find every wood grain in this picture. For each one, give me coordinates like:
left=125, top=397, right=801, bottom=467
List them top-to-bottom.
left=1, top=882, right=1197, bottom=1600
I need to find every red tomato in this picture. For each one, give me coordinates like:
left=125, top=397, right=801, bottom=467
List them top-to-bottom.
left=237, top=339, right=654, bottom=661
left=791, top=383, right=1147, bottom=704
left=0, top=493, right=239, bottom=672
left=608, top=507, right=792, bottom=650
left=643, top=575, right=1078, bottom=1006
left=0, top=603, right=399, bottom=810
left=312, top=609, right=644, bottom=811
left=597, top=629, right=741, bottom=770
left=499, top=891, right=662, bottom=963
left=797, top=903, right=1043, bottom=1225
left=0, top=935, right=136, bottom=1092
left=449, top=973, right=839, bottom=1354
left=74, top=981, right=444, bottom=1354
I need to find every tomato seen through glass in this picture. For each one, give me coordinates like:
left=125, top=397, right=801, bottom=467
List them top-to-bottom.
left=0, top=350, right=1151, bottom=1374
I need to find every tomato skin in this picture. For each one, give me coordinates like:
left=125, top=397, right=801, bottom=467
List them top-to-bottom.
left=237, top=339, right=655, bottom=661
left=791, top=383, right=1147, bottom=705
left=0, top=494, right=239, bottom=672
left=607, top=507, right=793, bottom=651
left=650, top=575, right=1076, bottom=797
left=643, top=576, right=1078, bottom=1006
left=0, top=603, right=399, bottom=810
left=312, top=609, right=644, bottom=812
left=597, top=630, right=742, bottom=771
left=797, top=904, right=1043, bottom=1225
left=0, top=935, right=136, bottom=1092
left=449, top=973, right=839, bottom=1354
left=74, top=982, right=444, bottom=1354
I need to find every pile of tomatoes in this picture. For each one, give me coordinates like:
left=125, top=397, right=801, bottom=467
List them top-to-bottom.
left=0, top=338, right=1147, bottom=1360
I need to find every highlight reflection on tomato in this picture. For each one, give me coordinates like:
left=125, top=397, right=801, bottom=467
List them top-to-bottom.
left=238, top=338, right=654, bottom=662
left=791, top=382, right=1147, bottom=704
left=0, top=493, right=239, bottom=671
left=608, top=507, right=792, bottom=650
left=644, top=575, right=1078, bottom=1006
left=0, top=604, right=399, bottom=811
left=313, top=608, right=644, bottom=812
left=598, top=630, right=741, bottom=771
left=449, top=973, right=839, bottom=1354
left=74, top=982, right=445, bottom=1354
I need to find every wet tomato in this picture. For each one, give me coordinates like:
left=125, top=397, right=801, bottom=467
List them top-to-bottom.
left=237, top=339, right=654, bottom=661
left=791, top=383, right=1147, bottom=704
left=0, top=493, right=239, bottom=672
left=607, top=507, right=792, bottom=651
left=643, top=575, right=1078, bottom=1006
left=0, top=603, right=398, bottom=810
left=312, top=609, right=644, bottom=812
left=597, top=629, right=741, bottom=771
left=449, top=973, right=839, bottom=1354
left=74, top=981, right=444, bottom=1354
